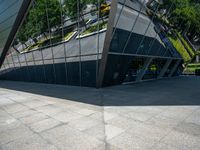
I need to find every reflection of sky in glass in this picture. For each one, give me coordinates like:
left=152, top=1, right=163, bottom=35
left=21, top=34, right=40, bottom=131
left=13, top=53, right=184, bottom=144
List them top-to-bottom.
left=0, top=0, right=23, bottom=56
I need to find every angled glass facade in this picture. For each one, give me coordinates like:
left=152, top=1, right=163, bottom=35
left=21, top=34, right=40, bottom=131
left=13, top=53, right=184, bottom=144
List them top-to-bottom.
left=0, top=0, right=183, bottom=88
left=0, top=0, right=23, bottom=54
left=99, top=0, right=183, bottom=86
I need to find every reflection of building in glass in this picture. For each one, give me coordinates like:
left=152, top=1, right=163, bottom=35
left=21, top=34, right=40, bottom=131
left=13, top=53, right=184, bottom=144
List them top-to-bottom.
left=0, top=0, right=183, bottom=88
left=146, top=0, right=163, bottom=11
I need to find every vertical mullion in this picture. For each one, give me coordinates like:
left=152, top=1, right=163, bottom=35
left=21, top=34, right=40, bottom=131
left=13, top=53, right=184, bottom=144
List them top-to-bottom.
left=45, top=0, right=57, bottom=84
left=59, top=0, right=68, bottom=85
left=77, top=0, right=82, bottom=86
left=96, top=0, right=100, bottom=87
left=111, top=0, right=127, bottom=40
left=122, top=0, right=147, bottom=54
left=33, top=3, right=47, bottom=83
left=147, top=3, right=174, bottom=55
left=135, top=4, right=160, bottom=54
left=25, top=15, right=37, bottom=81
left=162, top=20, right=187, bottom=57
left=40, top=48, right=47, bottom=82
left=10, top=50, right=16, bottom=69
left=31, top=51, right=37, bottom=80
left=16, top=52, right=22, bottom=68
left=23, top=52, right=31, bottom=81
left=6, top=57, right=11, bottom=69
left=2, top=63, right=6, bottom=71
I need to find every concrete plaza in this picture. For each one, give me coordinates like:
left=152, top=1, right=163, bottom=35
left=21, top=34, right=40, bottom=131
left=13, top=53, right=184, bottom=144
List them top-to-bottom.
left=0, top=76, right=200, bottom=150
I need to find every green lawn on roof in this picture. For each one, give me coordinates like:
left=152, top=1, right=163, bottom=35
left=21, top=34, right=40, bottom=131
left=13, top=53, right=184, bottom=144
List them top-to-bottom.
left=81, top=22, right=107, bottom=36
left=22, top=31, right=75, bottom=52
left=63, top=31, right=74, bottom=41
left=177, top=32, right=195, bottom=57
left=168, top=36, right=191, bottom=62
left=184, top=63, right=200, bottom=73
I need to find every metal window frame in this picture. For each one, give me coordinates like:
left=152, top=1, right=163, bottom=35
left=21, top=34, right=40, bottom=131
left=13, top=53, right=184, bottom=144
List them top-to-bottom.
left=0, top=0, right=33, bottom=68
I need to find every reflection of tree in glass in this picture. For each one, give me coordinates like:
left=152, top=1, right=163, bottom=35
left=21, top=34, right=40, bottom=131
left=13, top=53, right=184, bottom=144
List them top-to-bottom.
left=17, top=0, right=62, bottom=47
left=63, top=0, right=109, bottom=28
left=147, top=0, right=200, bottom=63
left=161, top=0, right=200, bottom=35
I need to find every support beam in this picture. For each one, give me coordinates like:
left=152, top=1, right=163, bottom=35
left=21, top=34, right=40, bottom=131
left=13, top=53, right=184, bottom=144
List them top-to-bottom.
left=0, top=0, right=33, bottom=68
left=96, top=0, right=118, bottom=88
left=196, top=56, right=199, bottom=63
left=136, top=57, right=153, bottom=82
left=157, top=59, right=172, bottom=79
left=168, top=60, right=181, bottom=77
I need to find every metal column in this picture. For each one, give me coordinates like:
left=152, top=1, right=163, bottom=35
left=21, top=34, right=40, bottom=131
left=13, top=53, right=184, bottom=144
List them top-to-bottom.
left=136, top=57, right=153, bottom=82
left=157, top=59, right=172, bottom=79
left=168, top=60, right=181, bottom=77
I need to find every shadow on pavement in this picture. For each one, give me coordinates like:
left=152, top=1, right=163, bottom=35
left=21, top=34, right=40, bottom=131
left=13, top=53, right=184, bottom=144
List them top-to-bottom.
left=0, top=76, right=200, bottom=106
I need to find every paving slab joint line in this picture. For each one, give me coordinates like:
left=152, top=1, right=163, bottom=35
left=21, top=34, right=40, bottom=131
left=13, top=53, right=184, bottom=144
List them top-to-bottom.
left=99, top=91, right=108, bottom=150
left=11, top=100, right=65, bottom=124
left=150, top=107, right=200, bottom=149
left=0, top=109, right=34, bottom=146
left=6, top=109, right=62, bottom=150
left=38, top=121, right=67, bottom=133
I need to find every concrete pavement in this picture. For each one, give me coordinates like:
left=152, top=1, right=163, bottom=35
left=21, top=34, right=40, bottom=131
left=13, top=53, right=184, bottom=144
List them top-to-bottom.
left=0, top=76, right=200, bottom=150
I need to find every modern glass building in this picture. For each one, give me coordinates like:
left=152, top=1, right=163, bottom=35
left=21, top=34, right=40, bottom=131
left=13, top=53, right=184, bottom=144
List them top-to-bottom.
left=0, top=0, right=183, bottom=88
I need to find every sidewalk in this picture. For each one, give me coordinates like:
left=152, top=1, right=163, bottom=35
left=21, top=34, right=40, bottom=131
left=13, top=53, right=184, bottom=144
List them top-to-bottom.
left=0, top=76, right=200, bottom=150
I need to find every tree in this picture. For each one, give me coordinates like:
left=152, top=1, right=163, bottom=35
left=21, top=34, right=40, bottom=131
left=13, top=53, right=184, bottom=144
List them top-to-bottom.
left=16, top=0, right=62, bottom=44
left=44, top=0, right=62, bottom=30
left=63, top=0, right=106, bottom=27
left=63, top=0, right=87, bottom=20
left=161, top=0, right=200, bottom=34
left=161, top=0, right=189, bottom=19
left=162, top=0, right=189, bottom=11
left=188, top=3, right=200, bottom=43
left=193, top=3, right=200, bottom=33
left=170, top=6, right=196, bottom=31
left=16, top=23, right=29, bottom=48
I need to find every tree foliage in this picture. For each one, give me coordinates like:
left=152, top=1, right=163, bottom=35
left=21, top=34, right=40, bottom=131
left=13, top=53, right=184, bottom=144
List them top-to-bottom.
left=17, top=0, right=62, bottom=42
left=17, top=0, right=109, bottom=43
left=63, top=0, right=105, bottom=19
left=63, top=0, right=85, bottom=19
left=162, top=0, right=189, bottom=11
left=163, top=0, right=200, bottom=34
left=170, top=6, right=196, bottom=28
